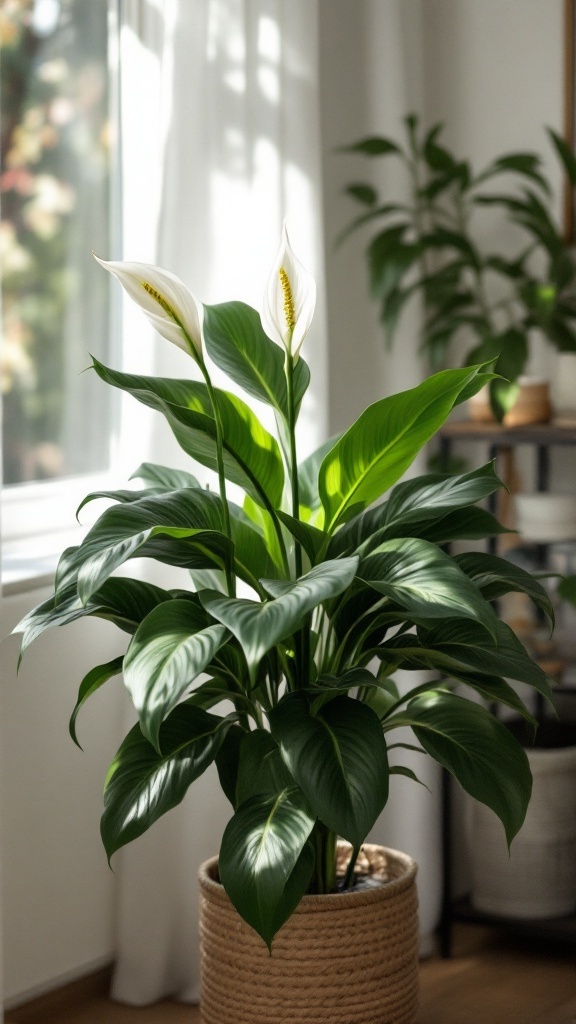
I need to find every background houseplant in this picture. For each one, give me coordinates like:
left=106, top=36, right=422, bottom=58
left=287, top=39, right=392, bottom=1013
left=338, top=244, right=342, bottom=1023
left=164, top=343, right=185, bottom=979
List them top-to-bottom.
left=341, top=114, right=576, bottom=420
left=15, top=229, right=553, bottom=968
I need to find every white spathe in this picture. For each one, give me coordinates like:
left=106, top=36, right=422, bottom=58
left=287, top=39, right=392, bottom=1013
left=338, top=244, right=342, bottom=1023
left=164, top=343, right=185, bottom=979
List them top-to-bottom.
left=261, top=223, right=317, bottom=360
left=94, top=257, right=204, bottom=360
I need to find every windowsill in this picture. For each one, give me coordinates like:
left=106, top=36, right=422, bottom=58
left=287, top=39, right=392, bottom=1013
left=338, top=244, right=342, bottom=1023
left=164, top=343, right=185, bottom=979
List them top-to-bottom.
left=2, top=526, right=88, bottom=597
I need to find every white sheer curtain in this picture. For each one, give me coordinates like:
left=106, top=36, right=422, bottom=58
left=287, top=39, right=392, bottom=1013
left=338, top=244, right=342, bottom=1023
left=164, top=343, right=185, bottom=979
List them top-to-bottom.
left=111, top=0, right=327, bottom=1004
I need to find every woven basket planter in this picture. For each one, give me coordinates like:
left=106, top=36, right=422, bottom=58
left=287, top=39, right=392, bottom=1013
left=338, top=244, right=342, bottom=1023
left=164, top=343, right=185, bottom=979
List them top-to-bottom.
left=198, top=843, right=419, bottom=1024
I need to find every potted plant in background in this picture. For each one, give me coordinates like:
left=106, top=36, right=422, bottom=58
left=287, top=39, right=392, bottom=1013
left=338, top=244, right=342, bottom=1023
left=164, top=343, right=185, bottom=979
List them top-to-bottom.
left=341, top=114, right=576, bottom=423
left=15, top=228, right=554, bottom=1024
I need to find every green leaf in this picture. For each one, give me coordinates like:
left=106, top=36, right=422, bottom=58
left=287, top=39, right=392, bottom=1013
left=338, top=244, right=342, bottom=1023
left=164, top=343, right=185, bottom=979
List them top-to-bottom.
left=547, top=127, right=576, bottom=187
left=340, top=136, right=401, bottom=156
left=475, top=152, right=550, bottom=194
left=344, top=183, right=378, bottom=206
left=367, top=225, right=422, bottom=301
left=203, top=301, right=308, bottom=419
left=91, top=359, right=285, bottom=509
left=318, top=365, right=490, bottom=532
left=298, top=434, right=341, bottom=511
left=330, top=461, right=504, bottom=556
left=130, top=462, right=201, bottom=490
left=76, top=487, right=159, bottom=518
left=57, top=489, right=233, bottom=604
left=242, top=495, right=285, bottom=574
left=229, top=502, right=283, bottom=582
left=414, top=506, right=512, bottom=544
left=276, top=511, right=326, bottom=565
left=359, top=538, right=498, bottom=636
left=454, top=551, right=554, bottom=626
left=200, top=557, right=359, bottom=683
left=558, top=575, right=576, bottom=604
left=14, top=577, right=173, bottom=660
left=123, top=599, right=228, bottom=750
left=383, top=619, right=553, bottom=700
left=69, top=656, right=124, bottom=749
left=445, top=671, right=537, bottom=728
left=396, top=691, right=532, bottom=845
left=269, top=692, right=389, bottom=848
left=101, top=704, right=228, bottom=860
left=215, top=724, right=244, bottom=806
left=235, top=730, right=294, bottom=807
left=219, top=788, right=315, bottom=948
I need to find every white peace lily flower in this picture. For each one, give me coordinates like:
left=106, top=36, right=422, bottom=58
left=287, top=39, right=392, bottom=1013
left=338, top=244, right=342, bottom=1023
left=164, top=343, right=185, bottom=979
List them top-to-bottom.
left=261, top=225, right=316, bottom=360
left=94, top=255, right=204, bottom=361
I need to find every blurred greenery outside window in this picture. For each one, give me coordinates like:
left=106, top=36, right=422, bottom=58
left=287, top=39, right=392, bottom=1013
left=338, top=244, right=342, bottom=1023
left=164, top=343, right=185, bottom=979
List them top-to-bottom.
left=1, top=0, right=117, bottom=494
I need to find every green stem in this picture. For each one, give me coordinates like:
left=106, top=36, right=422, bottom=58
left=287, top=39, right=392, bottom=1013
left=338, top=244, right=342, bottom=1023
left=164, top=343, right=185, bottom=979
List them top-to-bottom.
left=286, top=351, right=311, bottom=687
left=286, top=353, right=302, bottom=577
left=200, top=367, right=235, bottom=598
left=312, top=822, right=338, bottom=893
left=342, top=846, right=361, bottom=890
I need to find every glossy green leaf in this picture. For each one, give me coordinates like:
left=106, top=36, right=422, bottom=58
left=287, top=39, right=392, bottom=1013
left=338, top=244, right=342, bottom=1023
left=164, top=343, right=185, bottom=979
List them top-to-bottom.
left=203, top=301, right=309, bottom=419
left=91, top=359, right=285, bottom=509
left=318, top=366, right=490, bottom=532
left=298, top=433, right=341, bottom=512
left=130, top=462, right=201, bottom=490
left=330, top=462, right=504, bottom=557
left=56, top=489, right=232, bottom=604
left=229, top=503, right=282, bottom=583
left=413, top=507, right=512, bottom=544
left=276, top=511, right=326, bottom=564
left=359, top=537, right=498, bottom=635
left=454, top=551, right=554, bottom=626
left=200, top=557, right=358, bottom=682
left=14, top=577, right=173, bottom=660
left=123, top=599, right=228, bottom=750
left=383, top=619, right=553, bottom=700
left=69, top=656, right=124, bottom=748
left=445, top=671, right=537, bottom=728
left=395, top=691, right=532, bottom=845
left=269, top=692, right=389, bottom=848
left=101, top=704, right=228, bottom=860
left=215, top=724, right=244, bottom=806
left=235, top=729, right=294, bottom=807
left=219, top=788, right=315, bottom=948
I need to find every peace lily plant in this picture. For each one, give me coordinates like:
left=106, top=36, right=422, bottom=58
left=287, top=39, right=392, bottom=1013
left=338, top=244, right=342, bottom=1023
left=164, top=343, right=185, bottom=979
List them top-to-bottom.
left=16, top=227, right=554, bottom=949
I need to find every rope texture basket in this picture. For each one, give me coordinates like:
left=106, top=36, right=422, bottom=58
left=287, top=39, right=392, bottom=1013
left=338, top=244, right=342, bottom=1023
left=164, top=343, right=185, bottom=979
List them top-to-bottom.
left=199, top=842, right=419, bottom=1024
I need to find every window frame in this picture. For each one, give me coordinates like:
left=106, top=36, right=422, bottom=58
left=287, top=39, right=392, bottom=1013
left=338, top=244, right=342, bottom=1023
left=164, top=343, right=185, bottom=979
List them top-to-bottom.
left=1, top=0, right=123, bottom=593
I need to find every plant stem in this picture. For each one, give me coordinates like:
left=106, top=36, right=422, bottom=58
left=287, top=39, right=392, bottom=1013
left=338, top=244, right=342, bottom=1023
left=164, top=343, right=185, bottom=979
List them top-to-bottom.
left=286, top=352, right=311, bottom=686
left=286, top=353, right=302, bottom=578
left=201, top=367, right=236, bottom=598
left=312, top=822, right=338, bottom=893
left=342, top=846, right=361, bottom=890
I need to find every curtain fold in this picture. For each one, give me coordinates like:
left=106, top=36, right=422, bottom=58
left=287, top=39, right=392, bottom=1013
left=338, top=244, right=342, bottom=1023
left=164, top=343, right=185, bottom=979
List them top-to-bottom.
left=111, top=0, right=327, bottom=1004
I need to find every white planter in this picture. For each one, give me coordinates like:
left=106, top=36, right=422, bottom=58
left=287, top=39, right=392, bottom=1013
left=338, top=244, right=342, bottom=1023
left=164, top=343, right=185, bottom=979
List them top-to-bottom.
left=552, top=353, right=576, bottom=423
left=514, top=493, right=576, bottom=542
left=469, top=722, right=576, bottom=919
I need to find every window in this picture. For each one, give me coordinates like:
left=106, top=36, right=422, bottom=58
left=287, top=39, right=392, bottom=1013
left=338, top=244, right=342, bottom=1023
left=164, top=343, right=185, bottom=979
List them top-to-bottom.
left=1, top=0, right=120, bottom=585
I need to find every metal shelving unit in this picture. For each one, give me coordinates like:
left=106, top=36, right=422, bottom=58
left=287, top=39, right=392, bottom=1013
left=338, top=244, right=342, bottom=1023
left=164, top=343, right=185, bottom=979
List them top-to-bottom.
left=437, top=419, right=576, bottom=957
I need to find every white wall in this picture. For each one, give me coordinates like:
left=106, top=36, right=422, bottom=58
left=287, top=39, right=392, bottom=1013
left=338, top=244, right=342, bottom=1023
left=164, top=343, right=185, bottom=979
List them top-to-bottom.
left=0, top=588, right=127, bottom=1006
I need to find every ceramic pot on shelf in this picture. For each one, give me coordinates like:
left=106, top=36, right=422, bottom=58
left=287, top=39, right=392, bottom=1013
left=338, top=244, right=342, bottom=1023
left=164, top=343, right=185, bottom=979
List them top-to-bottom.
left=468, top=376, right=551, bottom=427
left=199, top=843, right=420, bottom=1024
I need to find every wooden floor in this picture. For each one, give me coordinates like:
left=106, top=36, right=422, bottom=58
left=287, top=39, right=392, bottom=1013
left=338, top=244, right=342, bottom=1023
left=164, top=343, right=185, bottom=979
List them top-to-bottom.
left=5, top=925, right=575, bottom=1024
